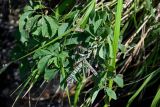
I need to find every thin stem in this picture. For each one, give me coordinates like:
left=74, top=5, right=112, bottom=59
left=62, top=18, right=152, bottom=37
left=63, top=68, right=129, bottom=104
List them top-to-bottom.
left=105, top=0, right=123, bottom=106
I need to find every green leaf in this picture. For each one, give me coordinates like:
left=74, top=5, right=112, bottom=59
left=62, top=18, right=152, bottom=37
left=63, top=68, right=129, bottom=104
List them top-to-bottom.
left=80, top=0, right=95, bottom=28
left=145, top=0, right=152, bottom=10
left=145, top=0, right=155, bottom=17
left=34, top=4, right=46, bottom=10
left=23, top=5, right=33, bottom=12
left=64, top=10, right=79, bottom=20
left=19, top=11, right=33, bottom=42
left=26, top=15, right=41, bottom=32
left=31, top=16, right=45, bottom=36
left=45, top=16, right=59, bottom=37
left=41, top=17, right=50, bottom=37
left=93, top=19, right=102, bottom=33
left=58, top=23, right=68, bottom=36
left=85, top=25, right=95, bottom=36
left=32, top=26, right=42, bottom=36
left=107, top=36, right=114, bottom=59
left=65, top=37, right=78, bottom=45
left=47, top=42, right=60, bottom=52
left=99, top=44, right=106, bottom=59
left=119, top=44, right=126, bottom=54
left=33, top=49, right=52, bottom=59
left=59, top=51, right=69, bottom=62
left=38, top=55, right=51, bottom=73
left=49, top=57, right=59, bottom=68
left=63, top=59, right=69, bottom=67
left=44, top=69, right=58, bottom=81
left=113, top=74, right=124, bottom=88
left=106, top=88, right=117, bottom=100
left=91, top=89, right=100, bottom=104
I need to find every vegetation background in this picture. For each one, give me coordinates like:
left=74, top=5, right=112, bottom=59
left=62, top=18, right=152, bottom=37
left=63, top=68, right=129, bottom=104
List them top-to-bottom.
left=0, top=0, right=160, bottom=107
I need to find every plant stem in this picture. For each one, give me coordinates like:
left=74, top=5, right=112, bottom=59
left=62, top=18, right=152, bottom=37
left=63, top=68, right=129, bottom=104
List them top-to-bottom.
left=106, top=0, right=123, bottom=106
left=112, top=0, right=123, bottom=67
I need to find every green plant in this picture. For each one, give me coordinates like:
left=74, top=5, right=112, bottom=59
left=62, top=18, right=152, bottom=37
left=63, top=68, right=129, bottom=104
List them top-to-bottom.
left=1, top=0, right=160, bottom=107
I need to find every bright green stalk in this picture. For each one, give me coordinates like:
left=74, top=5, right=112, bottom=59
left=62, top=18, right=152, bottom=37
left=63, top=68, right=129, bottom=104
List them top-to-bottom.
left=106, top=0, right=123, bottom=106
left=112, top=0, right=123, bottom=67
left=126, top=72, right=154, bottom=107
left=74, top=81, right=83, bottom=107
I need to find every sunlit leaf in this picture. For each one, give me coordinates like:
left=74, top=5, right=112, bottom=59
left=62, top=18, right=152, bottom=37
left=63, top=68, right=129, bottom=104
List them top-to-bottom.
left=19, top=11, right=34, bottom=42
left=26, top=15, right=41, bottom=32
left=45, top=16, right=59, bottom=37
left=41, top=17, right=50, bottom=37
left=113, top=74, right=124, bottom=88
left=106, top=88, right=117, bottom=100
left=91, top=89, right=100, bottom=104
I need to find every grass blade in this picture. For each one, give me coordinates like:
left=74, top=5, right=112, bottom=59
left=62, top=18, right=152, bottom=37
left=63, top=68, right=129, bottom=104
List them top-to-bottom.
left=79, top=0, right=95, bottom=28
left=107, top=0, right=123, bottom=105
left=112, top=0, right=123, bottom=67
left=126, top=71, right=155, bottom=107
left=74, top=81, right=83, bottom=107
left=151, top=88, right=160, bottom=107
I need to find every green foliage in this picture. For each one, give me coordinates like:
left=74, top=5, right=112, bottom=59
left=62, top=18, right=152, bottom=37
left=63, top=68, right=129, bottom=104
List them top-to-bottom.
left=7, top=0, right=160, bottom=107
left=80, top=0, right=95, bottom=28
left=38, top=55, right=51, bottom=73
left=127, top=72, right=154, bottom=107
left=113, top=74, right=124, bottom=88
left=106, top=88, right=117, bottom=100
left=91, top=89, right=100, bottom=104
